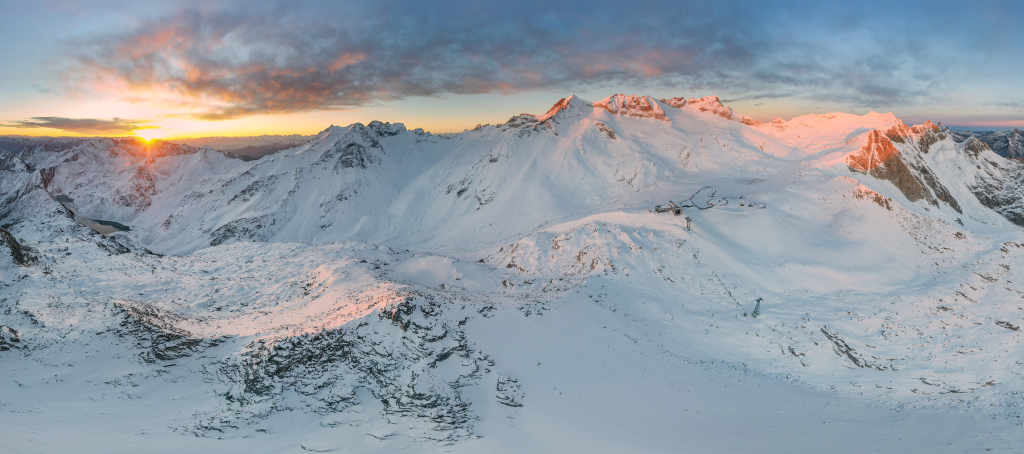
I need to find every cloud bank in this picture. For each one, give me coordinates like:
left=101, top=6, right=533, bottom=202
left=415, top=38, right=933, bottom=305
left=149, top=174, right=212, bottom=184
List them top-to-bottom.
left=62, top=0, right=1020, bottom=121
left=4, top=117, right=156, bottom=135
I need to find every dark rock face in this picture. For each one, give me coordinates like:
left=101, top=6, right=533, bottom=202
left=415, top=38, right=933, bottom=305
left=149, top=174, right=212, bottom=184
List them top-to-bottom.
left=367, top=120, right=407, bottom=137
left=847, top=130, right=962, bottom=213
left=972, top=130, right=1024, bottom=160
left=1010, top=131, right=1024, bottom=160
left=942, top=135, right=1024, bottom=227
left=316, top=139, right=382, bottom=171
left=335, top=142, right=376, bottom=170
left=969, top=156, right=1024, bottom=227
left=230, top=174, right=281, bottom=204
left=210, top=214, right=277, bottom=246
left=1, top=226, right=35, bottom=266
left=205, top=293, right=487, bottom=441
left=116, top=302, right=224, bottom=363
left=0, top=325, right=21, bottom=351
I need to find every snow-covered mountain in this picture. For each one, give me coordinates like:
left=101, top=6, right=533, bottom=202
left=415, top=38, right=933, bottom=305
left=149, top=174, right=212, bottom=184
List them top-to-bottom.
left=3, top=94, right=1024, bottom=452
left=952, top=128, right=1024, bottom=160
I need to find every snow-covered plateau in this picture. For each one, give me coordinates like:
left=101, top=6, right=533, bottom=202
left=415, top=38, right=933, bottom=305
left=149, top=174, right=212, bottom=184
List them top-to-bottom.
left=2, top=94, right=1024, bottom=453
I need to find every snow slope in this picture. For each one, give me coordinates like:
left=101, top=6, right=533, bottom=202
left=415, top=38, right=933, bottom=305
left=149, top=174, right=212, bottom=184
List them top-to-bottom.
left=3, top=95, right=1024, bottom=453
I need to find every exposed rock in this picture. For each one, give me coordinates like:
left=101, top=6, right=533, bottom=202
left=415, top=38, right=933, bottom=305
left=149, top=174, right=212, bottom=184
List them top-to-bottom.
left=594, top=94, right=668, bottom=122
left=663, top=95, right=762, bottom=125
left=501, top=114, right=539, bottom=130
left=367, top=120, right=407, bottom=137
left=595, top=121, right=617, bottom=139
left=847, top=130, right=961, bottom=213
left=963, top=137, right=990, bottom=159
left=333, top=141, right=379, bottom=170
left=0, top=149, right=29, bottom=172
left=968, top=151, right=1024, bottom=227
left=230, top=174, right=281, bottom=203
left=853, top=187, right=893, bottom=211
left=210, top=214, right=277, bottom=246
left=1, top=226, right=35, bottom=266
left=204, top=293, right=485, bottom=442
left=116, top=301, right=224, bottom=363
left=996, top=320, right=1020, bottom=331
left=0, top=325, right=20, bottom=351
left=821, top=326, right=894, bottom=371
left=495, top=375, right=524, bottom=407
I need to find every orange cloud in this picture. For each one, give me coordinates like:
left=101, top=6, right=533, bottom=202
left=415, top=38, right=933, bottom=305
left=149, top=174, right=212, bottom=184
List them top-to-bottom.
left=2, top=117, right=157, bottom=136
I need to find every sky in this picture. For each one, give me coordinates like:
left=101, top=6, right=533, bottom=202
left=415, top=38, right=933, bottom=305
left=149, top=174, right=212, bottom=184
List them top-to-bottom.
left=0, top=0, right=1022, bottom=139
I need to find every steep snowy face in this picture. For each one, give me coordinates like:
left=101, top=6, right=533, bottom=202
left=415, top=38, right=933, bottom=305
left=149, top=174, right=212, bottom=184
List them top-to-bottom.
left=533, top=95, right=594, bottom=122
left=759, top=111, right=903, bottom=150
left=1010, top=130, right=1024, bottom=160
left=956, top=136, right=1024, bottom=226
left=0, top=149, right=29, bottom=172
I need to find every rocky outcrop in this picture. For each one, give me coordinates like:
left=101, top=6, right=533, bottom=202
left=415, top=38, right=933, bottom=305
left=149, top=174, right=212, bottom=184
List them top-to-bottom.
left=594, top=94, right=668, bottom=121
left=662, top=95, right=762, bottom=125
left=367, top=120, right=407, bottom=137
left=595, top=121, right=617, bottom=139
left=847, top=130, right=962, bottom=213
left=331, top=141, right=380, bottom=170
left=209, top=214, right=278, bottom=246
left=1, top=226, right=35, bottom=266
left=204, top=292, right=487, bottom=442
left=116, top=301, right=225, bottom=363
left=0, top=325, right=20, bottom=352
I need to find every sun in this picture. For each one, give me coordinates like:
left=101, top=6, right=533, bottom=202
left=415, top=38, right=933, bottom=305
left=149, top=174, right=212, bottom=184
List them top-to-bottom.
left=133, top=128, right=162, bottom=142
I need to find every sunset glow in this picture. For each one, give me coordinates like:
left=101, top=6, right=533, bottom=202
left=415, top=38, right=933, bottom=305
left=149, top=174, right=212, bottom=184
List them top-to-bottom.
left=0, top=1, right=1022, bottom=139
left=133, top=129, right=163, bottom=142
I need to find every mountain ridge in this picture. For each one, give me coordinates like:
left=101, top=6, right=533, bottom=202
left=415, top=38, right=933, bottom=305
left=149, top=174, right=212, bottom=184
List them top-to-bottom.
left=3, top=94, right=1024, bottom=452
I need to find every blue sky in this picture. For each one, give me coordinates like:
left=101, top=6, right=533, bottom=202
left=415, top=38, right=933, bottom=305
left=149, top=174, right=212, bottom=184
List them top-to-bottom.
left=1, top=0, right=1022, bottom=137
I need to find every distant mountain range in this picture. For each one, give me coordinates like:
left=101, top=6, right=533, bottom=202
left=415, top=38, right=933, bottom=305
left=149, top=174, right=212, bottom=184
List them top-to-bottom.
left=3, top=95, right=1024, bottom=452
left=950, top=128, right=1024, bottom=160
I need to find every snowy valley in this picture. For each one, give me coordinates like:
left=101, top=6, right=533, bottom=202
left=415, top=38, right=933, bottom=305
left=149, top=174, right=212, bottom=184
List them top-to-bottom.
left=3, top=94, right=1024, bottom=452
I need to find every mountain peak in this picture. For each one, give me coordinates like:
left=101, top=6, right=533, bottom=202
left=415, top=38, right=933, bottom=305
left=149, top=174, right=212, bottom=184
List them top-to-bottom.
left=594, top=94, right=668, bottom=122
left=535, top=95, right=592, bottom=122
left=882, top=118, right=941, bottom=144
left=317, top=125, right=347, bottom=139
left=0, top=148, right=29, bottom=172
